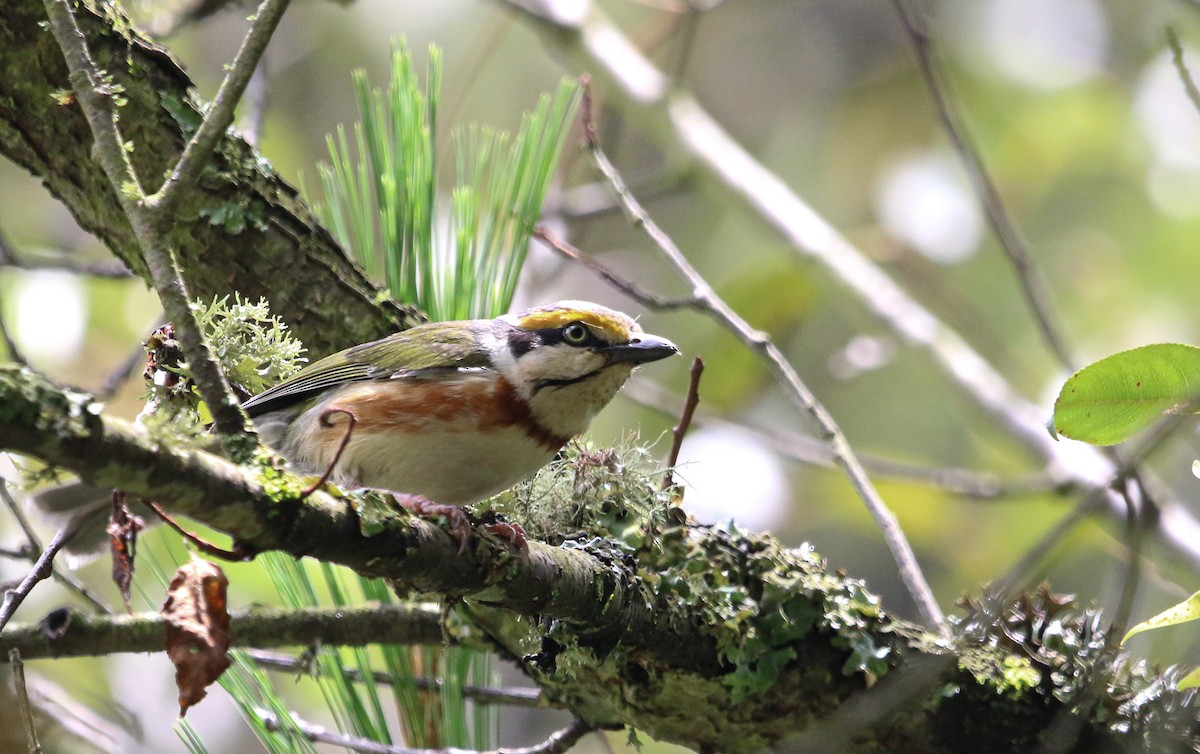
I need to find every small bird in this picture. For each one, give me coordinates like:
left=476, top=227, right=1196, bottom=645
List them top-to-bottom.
left=245, top=300, right=678, bottom=504
left=34, top=301, right=677, bottom=551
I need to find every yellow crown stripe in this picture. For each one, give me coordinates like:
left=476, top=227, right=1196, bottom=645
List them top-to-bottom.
left=517, top=304, right=635, bottom=343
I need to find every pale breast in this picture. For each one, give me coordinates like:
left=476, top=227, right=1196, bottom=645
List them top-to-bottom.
left=273, top=374, right=567, bottom=504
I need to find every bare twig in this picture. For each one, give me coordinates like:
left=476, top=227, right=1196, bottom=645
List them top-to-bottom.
left=42, top=0, right=260, bottom=447
left=147, top=0, right=292, bottom=216
left=508, top=0, right=1075, bottom=468
left=890, top=0, right=1074, bottom=372
left=509, top=3, right=1200, bottom=574
left=1167, top=27, right=1200, bottom=116
left=578, top=88, right=947, bottom=635
left=533, top=227, right=699, bottom=309
left=0, top=228, right=130, bottom=278
left=0, top=311, right=29, bottom=369
left=662, top=356, right=704, bottom=491
left=624, top=379, right=1071, bottom=501
left=1109, top=478, right=1148, bottom=641
left=1, top=480, right=41, bottom=550
left=1, top=482, right=109, bottom=614
left=990, top=491, right=1107, bottom=616
left=145, top=501, right=251, bottom=561
left=0, top=527, right=73, bottom=633
left=0, top=603, right=445, bottom=659
left=8, top=649, right=43, bottom=754
left=244, top=649, right=548, bottom=708
left=21, top=675, right=128, bottom=752
left=259, top=709, right=591, bottom=754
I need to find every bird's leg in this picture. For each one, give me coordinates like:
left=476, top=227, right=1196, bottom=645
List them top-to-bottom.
left=299, top=406, right=358, bottom=499
left=394, top=493, right=473, bottom=554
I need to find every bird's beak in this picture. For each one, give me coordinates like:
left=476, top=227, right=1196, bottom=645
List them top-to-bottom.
left=604, top=334, right=680, bottom=365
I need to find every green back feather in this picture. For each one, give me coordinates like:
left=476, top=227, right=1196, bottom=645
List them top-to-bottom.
left=242, top=321, right=493, bottom=417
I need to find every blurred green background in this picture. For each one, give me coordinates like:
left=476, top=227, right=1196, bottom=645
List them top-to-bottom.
left=4, top=0, right=1200, bottom=750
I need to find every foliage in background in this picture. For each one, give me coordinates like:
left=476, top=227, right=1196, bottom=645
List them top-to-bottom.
left=1053, top=344, right=1200, bottom=691
left=1123, top=590, right=1200, bottom=690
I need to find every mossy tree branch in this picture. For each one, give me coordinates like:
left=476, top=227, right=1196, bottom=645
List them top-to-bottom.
left=0, top=0, right=423, bottom=359
left=0, top=3, right=1196, bottom=752
left=0, top=364, right=1194, bottom=753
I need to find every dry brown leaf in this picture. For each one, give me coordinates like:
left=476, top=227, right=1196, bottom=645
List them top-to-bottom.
left=107, top=491, right=144, bottom=614
left=162, top=557, right=232, bottom=717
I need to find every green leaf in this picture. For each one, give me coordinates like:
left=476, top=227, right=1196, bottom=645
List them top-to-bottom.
left=1052, top=344, right=1200, bottom=445
left=1122, top=589, right=1200, bottom=644
left=1177, top=667, right=1200, bottom=691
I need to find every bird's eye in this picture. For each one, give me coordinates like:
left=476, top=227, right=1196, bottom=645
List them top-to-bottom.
left=562, top=323, right=590, bottom=345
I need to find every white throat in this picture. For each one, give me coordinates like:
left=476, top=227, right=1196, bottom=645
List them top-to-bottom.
left=491, top=331, right=635, bottom=439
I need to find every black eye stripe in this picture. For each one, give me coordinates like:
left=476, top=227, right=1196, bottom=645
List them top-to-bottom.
left=511, top=322, right=619, bottom=356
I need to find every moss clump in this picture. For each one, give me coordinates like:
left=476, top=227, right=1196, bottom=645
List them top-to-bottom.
left=0, top=366, right=100, bottom=436
left=482, top=443, right=899, bottom=749
left=937, top=586, right=1200, bottom=753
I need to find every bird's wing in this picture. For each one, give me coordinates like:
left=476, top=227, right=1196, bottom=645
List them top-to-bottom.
left=242, top=324, right=491, bottom=418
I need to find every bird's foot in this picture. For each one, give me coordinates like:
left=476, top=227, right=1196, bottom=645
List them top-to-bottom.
left=394, top=493, right=472, bottom=554
left=484, top=521, right=529, bottom=554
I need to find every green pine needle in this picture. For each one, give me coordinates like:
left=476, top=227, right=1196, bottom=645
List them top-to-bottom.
left=312, top=39, right=580, bottom=321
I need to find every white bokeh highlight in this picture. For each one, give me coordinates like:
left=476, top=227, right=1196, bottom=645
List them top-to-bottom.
left=980, top=0, right=1108, bottom=90
left=875, top=151, right=983, bottom=264
left=10, top=270, right=87, bottom=364
left=676, top=426, right=790, bottom=532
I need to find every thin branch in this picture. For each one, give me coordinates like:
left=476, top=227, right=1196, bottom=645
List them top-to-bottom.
left=42, top=0, right=256, bottom=447
left=146, top=0, right=292, bottom=216
left=508, top=0, right=1079, bottom=474
left=890, top=0, right=1074, bottom=372
left=507, top=2, right=1200, bottom=574
left=1167, top=27, right=1200, bottom=116
left=578, top=95, right=947, bottom=633
left=533, top=227, right=699, bottom=309
left=0, top=228, right=130, bottom=278
left=0, top=312, right=30, bottom=369
left=662, top=356, right=703, bottom=491
left=624, top=379, right=1071, bottom=501
left=300, top=406, right=358, bottom=498
left=1109, top=478, right=1147, bottom=642
left=1, top=480, right=42, bottom=550
left=1, top=482, right=109, bottom=613
left=991, top=491, right=1107, bottom=613
left=145, top=500, right=250, bottom=561
left=0, top=527, right=72, bottom=633
left=0, top=551, right=110, bottom=615
left=0, top=603, right=445, bottom=660
left=8, top=649, right=43, bottom=754
left=244, top=649, right=548, bottom=708
left=21, top=675, right=129, bottom=752
left=260, top=709, right=592, bottom=754
left=496, top=719, right=593, bottom=754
